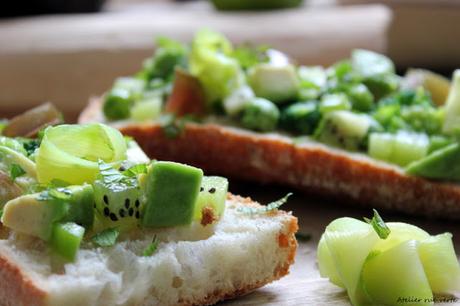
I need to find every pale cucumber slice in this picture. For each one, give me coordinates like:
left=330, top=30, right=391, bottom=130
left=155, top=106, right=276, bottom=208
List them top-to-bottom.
left=372, top=222, right=430, bottom=252
left=325, top=226, right=378, bottom=305
left=418, top=233, right=460, bottom=294
left=362, top=240, right=433, bottom=306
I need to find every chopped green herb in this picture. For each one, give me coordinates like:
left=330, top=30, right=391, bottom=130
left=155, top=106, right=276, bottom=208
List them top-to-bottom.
left=232, top=44, right=270, bottom=69
left=21, top=138, right=41, bottom=156
left=98, top=160, right=137, bottom=188
left=10, top=164, right=25, bottom=181
left=123, top=164, right=148, bottom=177
left=37, top=187, right=72, bottom=202
left=237, top=193, right=292, bottom=215
left=364, top=209, right=391, bottom=239
left=91, top=227, right=120, bottom=247
left=295, top=232, right=312, bottom=242
left=143, top=236, right=160, bottom=256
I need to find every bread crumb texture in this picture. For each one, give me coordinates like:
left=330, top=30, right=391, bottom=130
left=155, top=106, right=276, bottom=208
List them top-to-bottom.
left=0, top=194, right=297, bottom=306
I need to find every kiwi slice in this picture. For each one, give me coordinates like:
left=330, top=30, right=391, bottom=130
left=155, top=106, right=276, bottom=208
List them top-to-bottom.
left=193, top=176, right=228, bottom=225
left=93, top=179, right=142, bottom=232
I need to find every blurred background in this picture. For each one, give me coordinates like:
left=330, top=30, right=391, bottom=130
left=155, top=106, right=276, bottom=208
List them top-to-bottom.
left=0, top=0, right=459, bottom=121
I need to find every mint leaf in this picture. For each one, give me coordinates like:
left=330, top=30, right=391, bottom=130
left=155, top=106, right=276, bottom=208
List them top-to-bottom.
left=97, top=160, right=137, bottom=188
left=10, top=164, right=25, bottom=181
left=123, top=164, right=148, bottom=177
left=37, top=187, right=72, bottom=202
left=237, top=193, right=292, bottom=215
left=364, top=209, right=391, bottom=239
left=91, top=227, right=119, bottom=247
left=143, top=236, right=160, bottom=256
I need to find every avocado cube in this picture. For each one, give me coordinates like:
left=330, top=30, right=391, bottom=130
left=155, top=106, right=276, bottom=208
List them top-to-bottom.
left=142, top=161, right=203, bottom=227
left=51, top=222, right=85, bottom=261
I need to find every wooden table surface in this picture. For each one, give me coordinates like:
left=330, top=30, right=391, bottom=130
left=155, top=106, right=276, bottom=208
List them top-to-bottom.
left=218, top=182, right=460, bottom=305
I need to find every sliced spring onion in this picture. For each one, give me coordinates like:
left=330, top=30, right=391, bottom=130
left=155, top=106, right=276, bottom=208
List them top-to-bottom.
left=36, top=124, right=126, bottom=185
left=418, top=233, right=460, bottom=294
left=361, top=240, right=433, bottom=306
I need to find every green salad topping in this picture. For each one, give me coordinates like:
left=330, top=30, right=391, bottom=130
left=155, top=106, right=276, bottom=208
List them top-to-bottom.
left=102, top=29, right=460, bottom=182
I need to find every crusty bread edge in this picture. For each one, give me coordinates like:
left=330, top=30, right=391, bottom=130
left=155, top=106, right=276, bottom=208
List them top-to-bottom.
left=79, top=98, right=460, bottom=219
left=0, top=194, right=298, bottom=306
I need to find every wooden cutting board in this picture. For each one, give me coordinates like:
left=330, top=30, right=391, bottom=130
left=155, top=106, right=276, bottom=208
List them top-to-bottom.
left=218, top=183, right=460, bottom=305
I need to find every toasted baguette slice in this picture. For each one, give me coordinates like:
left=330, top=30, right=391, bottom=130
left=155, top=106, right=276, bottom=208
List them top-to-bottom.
left=80, top=98, right=460, bottom=220
left=0, top=194, right=297, bottom=306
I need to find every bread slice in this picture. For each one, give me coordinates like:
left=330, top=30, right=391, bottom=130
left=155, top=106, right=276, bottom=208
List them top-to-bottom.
left=80, top=98, right=460, bottom=220
left=0, top=194, right=297, bottom=306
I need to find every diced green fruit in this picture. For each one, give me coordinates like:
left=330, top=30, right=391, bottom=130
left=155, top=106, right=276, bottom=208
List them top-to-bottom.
left=351, top=49, right=395, bottom=78
left=248, top=64, right=299, bottom=103
left=443, top=70, right=460, bottom=134
left=364, top=74, right=400, bottom=100
left=346, top=83, right=374, bottom=112
left=223, top=85, right=254, bottom=116
left=103, top=88, right=134, bottom=120
left=319, top=94, right=351, bottom=114
left=131, top=97, right=162, bottom=122
left=241, top=98, right=280, bottom=132
left=280, top=101, right=321, bottom=135
left=315, top=111, right=376, bottom=151
left=368, top=132, right=429, bottom=167
left=428, top=135, right=453, bottom=154
left=405, top=143, right=460, bottom=180
left=142, top=161, right=203, bottom=228
left=193, top=176, right=228, bottom=222
left=93, top=179, right=142, bottom=231
left=61, top=185, right=95, bottom=229
left=1, top=194, right=68, bottom=241
left=51, top=222, right=85, bottom=261
left=372, top=222, right=430, bottom=252
left=324, top=224, right=378, bottom=305
left=418, top=233, right=460, bottom=294
left=361, top=240, right=433, bottom=306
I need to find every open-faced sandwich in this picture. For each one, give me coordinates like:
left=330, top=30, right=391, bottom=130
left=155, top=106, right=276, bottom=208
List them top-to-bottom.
left=80, top=29, right=460, bottom=219
left=0, top=106, right=297, bottom=306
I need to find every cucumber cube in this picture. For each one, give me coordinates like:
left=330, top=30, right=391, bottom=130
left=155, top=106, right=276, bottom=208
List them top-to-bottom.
left=142, top=161, right=203, bottom=227
left=51, top=222, right=85, bottom=261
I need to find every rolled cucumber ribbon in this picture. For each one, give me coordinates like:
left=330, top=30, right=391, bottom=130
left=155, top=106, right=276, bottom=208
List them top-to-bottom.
left=36, top=124, right=127, bottom=185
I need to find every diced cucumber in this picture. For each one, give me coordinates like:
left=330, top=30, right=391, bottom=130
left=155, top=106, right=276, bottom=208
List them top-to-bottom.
left=351, top=49, right=395, bottom=78
left=346, top=83, right=374, bottom=112
left=318, top=94, right=351, bottom=114
left=131, top=97, right=162, bottom=122
left=241, top=97, right=280, bottom=132
left=280, top=101, right=321, bottom=135
left=315, top=111, right=376, bottom=151
left=368, top=132, right=429, bottom=167
left=405, top=143, right=460, bottom=180
left=142, top=161, right=203, bottom=228
left=193, top=176, right=228, bottom=223
left=51, top=222, right=85, bottom=261
left=418, top=233, right=460, bottom=294
left=361, top=240, right=433, bottom=306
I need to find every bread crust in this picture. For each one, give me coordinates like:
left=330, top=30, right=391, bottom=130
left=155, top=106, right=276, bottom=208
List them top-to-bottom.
left=79, top=98, right=460, bottom=219
left=0, top=195, right=297, bottom=306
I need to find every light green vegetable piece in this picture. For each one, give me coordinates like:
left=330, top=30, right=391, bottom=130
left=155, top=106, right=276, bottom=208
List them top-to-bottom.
left=190, top=29, right=242, bottom=104
left=351, top=49, right=395, bottom=78
left=248, top=64, right=299, bottom=103
left=442, top=69, right=460, bottom=134
left=131, top=97, right=162, bottom=122
left=241, top=97, right=280, bottom=132
left=51, top=222, right=85, bottom=262
left=418, top=233, right=460, bottom=294
left=361, top=240, right=433, bottom=306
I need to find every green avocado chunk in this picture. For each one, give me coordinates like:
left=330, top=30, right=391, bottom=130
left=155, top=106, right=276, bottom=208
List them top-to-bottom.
left=248, top=64, right=299, bottom=103
left=406, top=143, right=460, bottom=180
left=142, top=161, right=203, bottom=228
left=1, top=194, right=68, bottom=241
left=51, top=222, right=85, bottom=261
